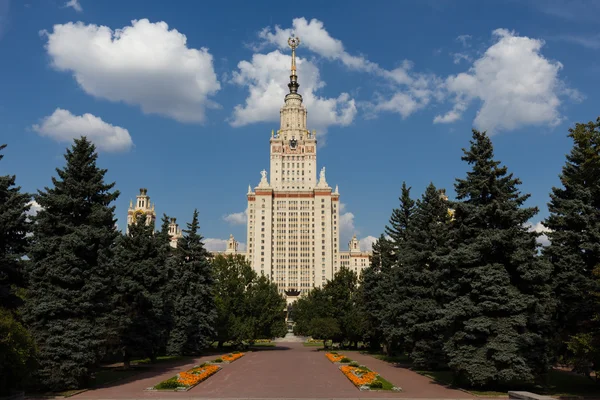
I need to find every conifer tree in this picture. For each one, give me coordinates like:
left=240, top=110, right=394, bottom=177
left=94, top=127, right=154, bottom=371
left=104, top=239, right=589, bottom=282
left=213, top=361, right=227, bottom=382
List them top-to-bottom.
left=543, top=118, right=600, bottom=367
left=443, top=130, right=552, bottom=387
left=25, top=137, right=119, bottom=390
left=0, top=144, right=31, bottom=310
left=0, top=144, right=36, bottom=396
left=385, top=182, right=415, bottom=252
left=399, top=183, right=452, bottom=369
left=385, top=184, right=416, bottom=354
left=167, top=209, right=215, bottom=355
left=155, top=214, right=175, bottom=353
left=111, top=215, right=168, bottom=367
left=360, top=234, right=395, bottom=351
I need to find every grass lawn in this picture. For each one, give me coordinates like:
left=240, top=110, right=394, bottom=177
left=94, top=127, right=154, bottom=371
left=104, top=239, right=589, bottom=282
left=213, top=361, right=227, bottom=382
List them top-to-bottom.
left=303, top=341, right=325, bottom=347
left=251, top=342, right=275, bottom=347
left=415, top=368, right=600, bottom=397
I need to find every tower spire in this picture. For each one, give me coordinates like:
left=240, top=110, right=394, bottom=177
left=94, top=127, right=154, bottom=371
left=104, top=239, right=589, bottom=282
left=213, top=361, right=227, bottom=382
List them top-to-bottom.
left=287, top=35, right=300, bottom=94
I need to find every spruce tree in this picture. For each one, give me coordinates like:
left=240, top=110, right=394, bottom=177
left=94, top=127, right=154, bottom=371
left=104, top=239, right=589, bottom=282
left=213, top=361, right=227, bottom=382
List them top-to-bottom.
left=543, top=118, right=600, bottom=367
left=443, top=130, right=552, bottom=387
left=25, top=137, right=119, bottom=390
left=0, top=144, right=31, bottom=310
left=0, top=144, right=36, bottom=396
left=385, top=181, right=415, bottom=251
left=400, top=183, right=452, bottom=369
left=386, top=184, right=416, bottom=354
left=167, top=209, right=215, bottom=355
left=111, top=214, right=168, bottom=367
left=155, top=214, right=175, bottom=354
left=360, top=234, right=395, bottom=352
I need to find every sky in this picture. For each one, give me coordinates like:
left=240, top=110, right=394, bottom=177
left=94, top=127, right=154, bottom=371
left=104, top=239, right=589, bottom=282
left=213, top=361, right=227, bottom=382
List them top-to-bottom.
left=1, top=0, right=599, bottom=252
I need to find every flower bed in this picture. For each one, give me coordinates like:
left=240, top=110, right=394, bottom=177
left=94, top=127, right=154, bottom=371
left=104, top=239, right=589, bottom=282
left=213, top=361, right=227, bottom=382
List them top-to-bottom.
left=221, top=352, right=244, bottom=363
left=325, top=352, right=350, bottom=363
left=151, top=363, right=220, bottom=391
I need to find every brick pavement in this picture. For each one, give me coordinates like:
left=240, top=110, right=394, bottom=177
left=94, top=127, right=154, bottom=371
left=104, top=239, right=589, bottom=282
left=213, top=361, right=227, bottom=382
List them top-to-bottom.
left=64, top=343, right=475, bottom=399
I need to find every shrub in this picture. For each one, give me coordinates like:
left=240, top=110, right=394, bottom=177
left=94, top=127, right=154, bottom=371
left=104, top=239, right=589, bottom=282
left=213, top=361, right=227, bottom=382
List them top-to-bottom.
left=0, top=309, right=37, bottom=396
left=232, top=351, right=240, bottom=354
left=330, top=351, right=338, bottom=354
left=340, top=357, right=352, bottom=363
left=213, top=358, right=223, bottom=363
left=349, top=361, right=360, bottom=367
left=155, top=378, right=181, bottom=390
left=369, top=381, right=383, bottom=389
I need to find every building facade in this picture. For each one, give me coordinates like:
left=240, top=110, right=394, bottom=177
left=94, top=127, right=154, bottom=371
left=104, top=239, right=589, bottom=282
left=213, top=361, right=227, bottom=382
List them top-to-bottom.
left=244, top=36, right=371, bottom=304
left=125, top=38, right=372, bottom=304
left=126, top=188, right=156, bottom=234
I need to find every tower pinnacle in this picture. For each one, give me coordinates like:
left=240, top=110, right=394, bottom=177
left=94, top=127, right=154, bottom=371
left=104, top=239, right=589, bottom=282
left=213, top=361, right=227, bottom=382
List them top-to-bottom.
left=287, top=35, right=300, bottom=95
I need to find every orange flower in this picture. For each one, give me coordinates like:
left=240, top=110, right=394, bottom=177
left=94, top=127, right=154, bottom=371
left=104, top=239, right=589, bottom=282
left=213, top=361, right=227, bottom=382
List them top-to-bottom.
left=221, top=352, right=244, bottom=362
left=325, top=353, right=345, bottom=363
left=175, top=364, right=220, bottom=387
left=340, top=365, right=378, bottom=387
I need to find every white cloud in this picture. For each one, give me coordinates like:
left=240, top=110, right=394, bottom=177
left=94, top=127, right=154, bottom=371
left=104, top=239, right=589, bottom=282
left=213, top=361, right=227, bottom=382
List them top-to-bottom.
left=64, top=0, right=82, bottom=12
left=257, top=18, right=379, bottom=73
left=42, top=19, right=220, bottom=123
left=254, top=19, right=580, bottom=134
left=257, top=19, right=439, bottom=121
left=436, top=28, right=581, bottom=133
left=456, top=34, right=472, bottom=47
left=229, top=50, right=356, bottom=136
left=452, top=52, right=472, bottom=64
left=32, top=108, right=133, bottom=152
left=26, top=200, right=42, bottom=216
left=338, top=202, right=356, bottom=245
left=223, top=209, right=247, bottom=225
left=525, top=221, right=552, bottom=247
left=359, top=235, right=377, bottom=252
left=203, top=238, right=228, bottom=251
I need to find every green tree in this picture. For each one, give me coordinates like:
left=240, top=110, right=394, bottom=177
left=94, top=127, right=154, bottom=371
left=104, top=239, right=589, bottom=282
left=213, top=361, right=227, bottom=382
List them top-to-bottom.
left=543, top=118, right=600, bottom=371
left=443, top=130, right=552, bottom=387
left=24, top=137, right=119, bottom=390
left=0, top=144, right=31, bottom=310
left=0, top=144, right=36, bottom=396
left=385, top=181, right=415, bottom=252
left=399, top=183, right=452, bottom=369
left=386, top=184, right=416, bottom=354
left=167, top=210, right=215, bottom=355
left=111, top=214, right=169, bottom=367
left=155, top=214, right=176, bottom=354
left=359, top=234, right=395, bottom=351
left=212, top=254, right=256, bottom=347
left=323, top=267, right=361, bottom=346
left=243, top=274, right=287, bottom=343
left=292, top=287, right=333, bottom=337
left=0, top=308, right=37, bottom=396
left=309, top=317, right=341, bottom=347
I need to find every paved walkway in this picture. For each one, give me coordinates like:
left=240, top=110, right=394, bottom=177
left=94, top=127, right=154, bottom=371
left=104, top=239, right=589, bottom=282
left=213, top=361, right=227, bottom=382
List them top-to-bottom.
left=67, top=343, right=474, bottom=399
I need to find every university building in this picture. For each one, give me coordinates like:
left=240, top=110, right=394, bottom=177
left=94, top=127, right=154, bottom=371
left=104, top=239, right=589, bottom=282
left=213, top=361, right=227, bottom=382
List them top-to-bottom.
left=125, top=37, right=371, bottom=304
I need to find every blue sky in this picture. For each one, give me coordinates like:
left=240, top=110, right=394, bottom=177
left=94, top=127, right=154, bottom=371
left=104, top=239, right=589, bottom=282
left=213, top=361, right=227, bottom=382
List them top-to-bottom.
left=1, top=0, right=599, bottom=251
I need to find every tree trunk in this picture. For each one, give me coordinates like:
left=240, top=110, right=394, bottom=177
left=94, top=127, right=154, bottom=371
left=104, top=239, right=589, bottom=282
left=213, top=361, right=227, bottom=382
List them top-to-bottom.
left=217, top=340, right=224, bottom=349
left=123, top=351, right=131, bottom=369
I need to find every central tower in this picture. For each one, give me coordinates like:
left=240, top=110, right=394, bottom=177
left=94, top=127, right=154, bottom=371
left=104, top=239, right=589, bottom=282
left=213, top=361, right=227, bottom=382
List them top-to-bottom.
left=246, top=36, right=341, bottom=304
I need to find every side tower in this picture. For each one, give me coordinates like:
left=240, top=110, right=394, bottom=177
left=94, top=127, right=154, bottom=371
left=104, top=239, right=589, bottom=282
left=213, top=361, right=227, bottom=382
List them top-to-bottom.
left=246, top=36, right=341, bottom=304
left=126, top=188, right=156, bottom=234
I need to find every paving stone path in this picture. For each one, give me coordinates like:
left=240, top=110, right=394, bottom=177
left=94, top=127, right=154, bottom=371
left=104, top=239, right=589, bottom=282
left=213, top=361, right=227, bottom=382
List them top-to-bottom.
left=68, top=343, right=474, bottom=399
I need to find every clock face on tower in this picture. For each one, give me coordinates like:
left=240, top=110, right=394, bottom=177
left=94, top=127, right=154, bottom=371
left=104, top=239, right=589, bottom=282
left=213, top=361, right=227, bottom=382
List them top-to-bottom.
left=290, top=138, right=297, bottom=149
